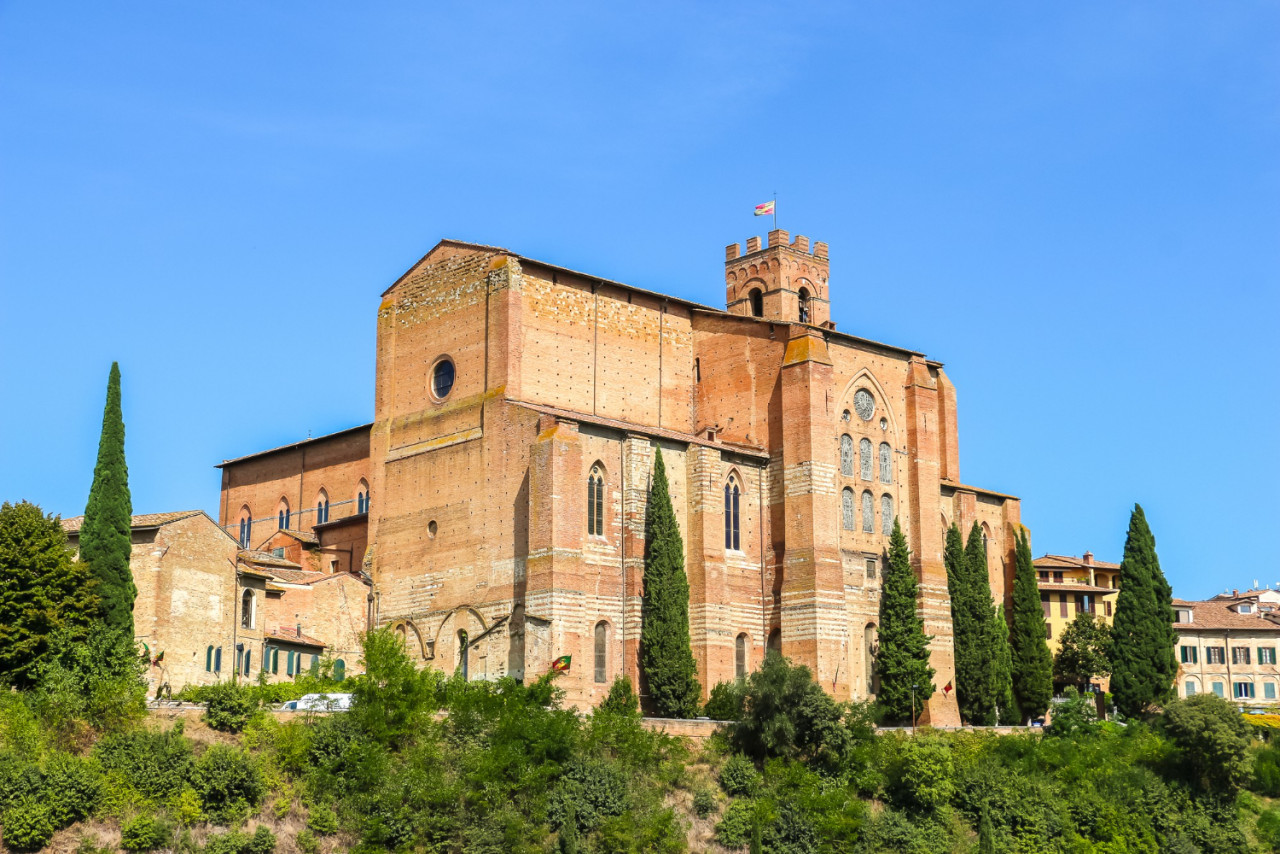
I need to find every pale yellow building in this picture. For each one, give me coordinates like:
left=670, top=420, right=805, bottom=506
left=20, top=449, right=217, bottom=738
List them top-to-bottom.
left=1034, top=552, right=1120, bottom=653
left=1174, top=597, right=1280, bottom=704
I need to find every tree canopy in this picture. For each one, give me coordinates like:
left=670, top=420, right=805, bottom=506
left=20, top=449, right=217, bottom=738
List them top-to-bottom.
left=80, top=361, right=135, bottom=635
left=638, top=447, right=700, bottom=718
left=0, top=501, right=98, bottom=689
left=1054, top=611, right=1113, bottom=692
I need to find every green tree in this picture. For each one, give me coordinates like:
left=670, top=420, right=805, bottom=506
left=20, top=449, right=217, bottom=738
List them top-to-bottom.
left=80, top=362, right=135, bottom=635
left=638, top=447, right=700, bottom=718
left=0, top=502, right=97, bottom=689
left=1109, top=504, right=1177, bottom=718
left=874, top=518, right=935, bottom=725
left=962, top=522, right=999, bottom=726
left=943, top=523, right=981, bottom=723
left=1008, top=527, right=1052, bottom=721
left=991, top=605, right=1017, bottom=724
left=1053, top=611, right=1112, bottom=692
left=1163, top=693, right=1253, bottom=796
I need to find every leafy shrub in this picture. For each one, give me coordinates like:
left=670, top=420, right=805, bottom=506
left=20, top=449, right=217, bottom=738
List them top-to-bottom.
left=28, top=624, right=147, bottom=735
left=728, top=652, right=854, bottom=772
left=598, top=676, right=640, bottom=716
left=703, top=680, right=746, bottom=721
left=202, top=682, right=260, bottom=733
left=1046, top=686, right=1098, bottom=737
left=1163, top=693, right=1253, bottom=795
left=94, top=725, right=193, bottom=802
left=888, top=734, right=955, bottom=812
left=192, top=744, right=265, bottom=822
left=1255, top=745, right=1280, bottom=797
left=0, top=751, right=43, bottom=812
left=43, top=751, right=103, bottom=826
left=719, top=754, right=761, bottom=797
left=548, top=758, right=629, bottom=833
left=167, top=786, right=204, bottom=826
left=692, top=787, right=716, bottom=818
left=1, top=798, right=54, bottom=851
left=715, top=799, right=754, bottom=848
left=307, top=802, right=339, bottom=835
left=762, top=802, right=817, bottom=854
left=860, top=807, right=954, bottom=854
left=1258, top=809, right=1280, bottom=851
left=120, top=814, right=170, bottom=851
left=204, top=826, right=276, bottom=854
left=295, top=829, right=319, bottom=854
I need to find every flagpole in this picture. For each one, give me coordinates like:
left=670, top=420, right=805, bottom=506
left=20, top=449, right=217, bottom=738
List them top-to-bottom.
left=772, top=191, right=777, bottom=230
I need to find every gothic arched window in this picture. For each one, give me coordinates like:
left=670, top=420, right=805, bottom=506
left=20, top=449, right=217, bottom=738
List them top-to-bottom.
left=798, top=287, right=810, bottom=323
left=749, top=288, right=763, bottom=318
left=840, top=435, right=854, bottom=476
left=859, top=438, right=873, bottom=480
left=879, top=442, right=892, bottom=483
left=588, top=465, right=605, bottom=537
left=724, top=475, right=741, bottom=551
left=356, top=480, right=370, bottom=515
left=842, top=488, right=855, bottom=531
left=316, top=490, right=330, bottom=525
left=862, top=491, right=874, bottom=533
left=881, top=494, right=893, bottom=536
left=277, top=498, right=290, bottom=530
left=238, top=508, right=252, bottom=548
left=241, top=589, right=254, bottom=629
left=594, top=621, right=609, bottom=683
left=735, top=633, right=748, bottom=680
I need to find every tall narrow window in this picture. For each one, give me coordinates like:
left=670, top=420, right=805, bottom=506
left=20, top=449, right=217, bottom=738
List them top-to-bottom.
left=798, top=287, right=810, bottom=323
left=749, top=288, right=763, bottom=318
left=840, top=435, right=854, bottom=476
left=859, top=438, right=873, bottom=480
left=879, top=442, right=892, bottom=483
left=588, top=466, right=605, bottom=537
left=724, top=475, right=741, bottom=551
left=841, top=488, right=855, bottom=531
left=316, top=491, right=330, bottom=525
left=861, top=491, right=874, bottom=533
left=881, top=494, right=893, bottom=535
left=278, top=503, right=290, bottom=530
left=238, top=510, right=252, bottom=548
left=241, top=590, right=254, bottom=629
left=594, top=621, right=608, bottom=683
left=458, top=630, right=469, bottom=681
left=735, top=633, right=748, bottom=680
left=206, top=645, right=214, bottom=672
left=213, top=647, right=222, bottom=673
left=271, top=647, right=279, bottom=674
left=243, top=649, right=251, bottom=676
left=286, top=650, right=295, bottom=676
left=334, top=659, right=346, bottom=681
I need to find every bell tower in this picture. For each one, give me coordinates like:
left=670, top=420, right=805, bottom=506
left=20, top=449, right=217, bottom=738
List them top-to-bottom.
left=725, top=229, right=831, bottom=327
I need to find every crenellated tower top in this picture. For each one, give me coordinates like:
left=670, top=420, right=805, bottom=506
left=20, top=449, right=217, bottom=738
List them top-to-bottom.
left=724, top=229, right=832, bottom=328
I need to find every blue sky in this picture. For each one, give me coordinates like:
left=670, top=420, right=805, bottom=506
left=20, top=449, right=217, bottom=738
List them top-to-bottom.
left=1, top=2, right=1276, bottom=600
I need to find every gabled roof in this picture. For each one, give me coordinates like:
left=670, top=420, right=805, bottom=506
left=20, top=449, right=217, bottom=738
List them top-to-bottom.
left=216, top=423, right=372, bottom=468
left=61, top=510, right=205, bottom=535
left=275, top=529, right=320, bottom=546
left=239, top=550, right=303, bottom=570
left=1034, top=553, right=1121, bottom=571
left=266, top=568, right=330, bottom=585
left=1172, top=599, right=1280, bottom=632
left=264, top=627, right=327, bottom=648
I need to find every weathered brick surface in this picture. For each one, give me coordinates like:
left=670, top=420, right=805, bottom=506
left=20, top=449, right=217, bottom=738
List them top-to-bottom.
left=213, top=236, right=1021, bottom=720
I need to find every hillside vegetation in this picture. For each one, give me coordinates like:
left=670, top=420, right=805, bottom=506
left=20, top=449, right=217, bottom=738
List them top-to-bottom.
left=2, top=629, right=1279, bottom=853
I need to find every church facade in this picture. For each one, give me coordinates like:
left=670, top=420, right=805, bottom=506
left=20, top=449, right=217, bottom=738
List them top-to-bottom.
left=218, top=229, right=1021, bottom=725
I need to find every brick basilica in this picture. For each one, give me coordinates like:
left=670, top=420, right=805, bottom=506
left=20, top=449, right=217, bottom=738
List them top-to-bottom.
left=217, top=229, right=1021, bottom=725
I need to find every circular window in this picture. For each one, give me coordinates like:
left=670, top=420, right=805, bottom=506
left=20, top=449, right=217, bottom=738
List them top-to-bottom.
left=432, top=359, right=455, bottom=400
left=854, top=389, right=875, bottom=421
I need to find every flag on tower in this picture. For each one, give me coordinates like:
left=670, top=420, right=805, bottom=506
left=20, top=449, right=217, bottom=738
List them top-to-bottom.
left=754, top=200, right=775, bottom=216
left=551, top=655, right=572, bottom=672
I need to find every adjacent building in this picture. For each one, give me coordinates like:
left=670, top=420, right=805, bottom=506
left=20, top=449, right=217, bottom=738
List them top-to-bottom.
left=217, top=230, right=1024, bottom=724
left=61, top=510, right=369, bottom=694
left=1034, top=552, right=1120, bottom=652
left=1173, top=597, right=1280, bottom=704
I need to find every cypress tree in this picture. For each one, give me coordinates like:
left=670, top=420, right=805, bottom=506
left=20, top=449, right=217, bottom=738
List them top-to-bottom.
left=80, top=362, right=135, bottom=635
left=639, top=447, right=700, bottom=718
left=0, top=502, right=97, bottom=689
left=1110, top=504, right=1177, bottom=718
left=874, top=518, right=935, bottom=725
left=962, top=522, right=999, bottom=725
left=943, top=523, right=980, bottom=723
left=1008, top=527, right=1052, bottom=721
left=992, top=605, right=1017, bottom=724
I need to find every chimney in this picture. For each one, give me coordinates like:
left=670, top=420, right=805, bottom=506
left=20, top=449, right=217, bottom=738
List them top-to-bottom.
left=1082, top=551, right=1093, bottom=566
left=1234, top=589, right=1240, bottom=598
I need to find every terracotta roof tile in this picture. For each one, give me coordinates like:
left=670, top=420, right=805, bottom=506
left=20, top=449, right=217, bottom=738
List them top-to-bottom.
left=61, top=510, right=204, bottom=534
left=277, top=529, right=319, bottom=545
left=240, top=550, right=303, bottom=569
left=1034, top=553, right=1121, bottom=570
left=267, top=568, right=330, bottom=584
left=1037, top=582, right=1117, bottom=594
left=1172, top=599, right=1280, bottom=632
left=264, top=627, right=327, bottom=647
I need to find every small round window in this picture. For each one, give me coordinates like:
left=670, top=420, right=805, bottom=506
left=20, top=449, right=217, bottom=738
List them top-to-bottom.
left=432, top=359, right=455, bottom=400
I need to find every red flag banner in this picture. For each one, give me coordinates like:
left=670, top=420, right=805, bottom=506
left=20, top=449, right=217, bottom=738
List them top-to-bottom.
left=754, top=200, right=775, bottom=216
left=551, top=655, right=572, bottom=672
left=943, top=681, right=953, bottom=695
